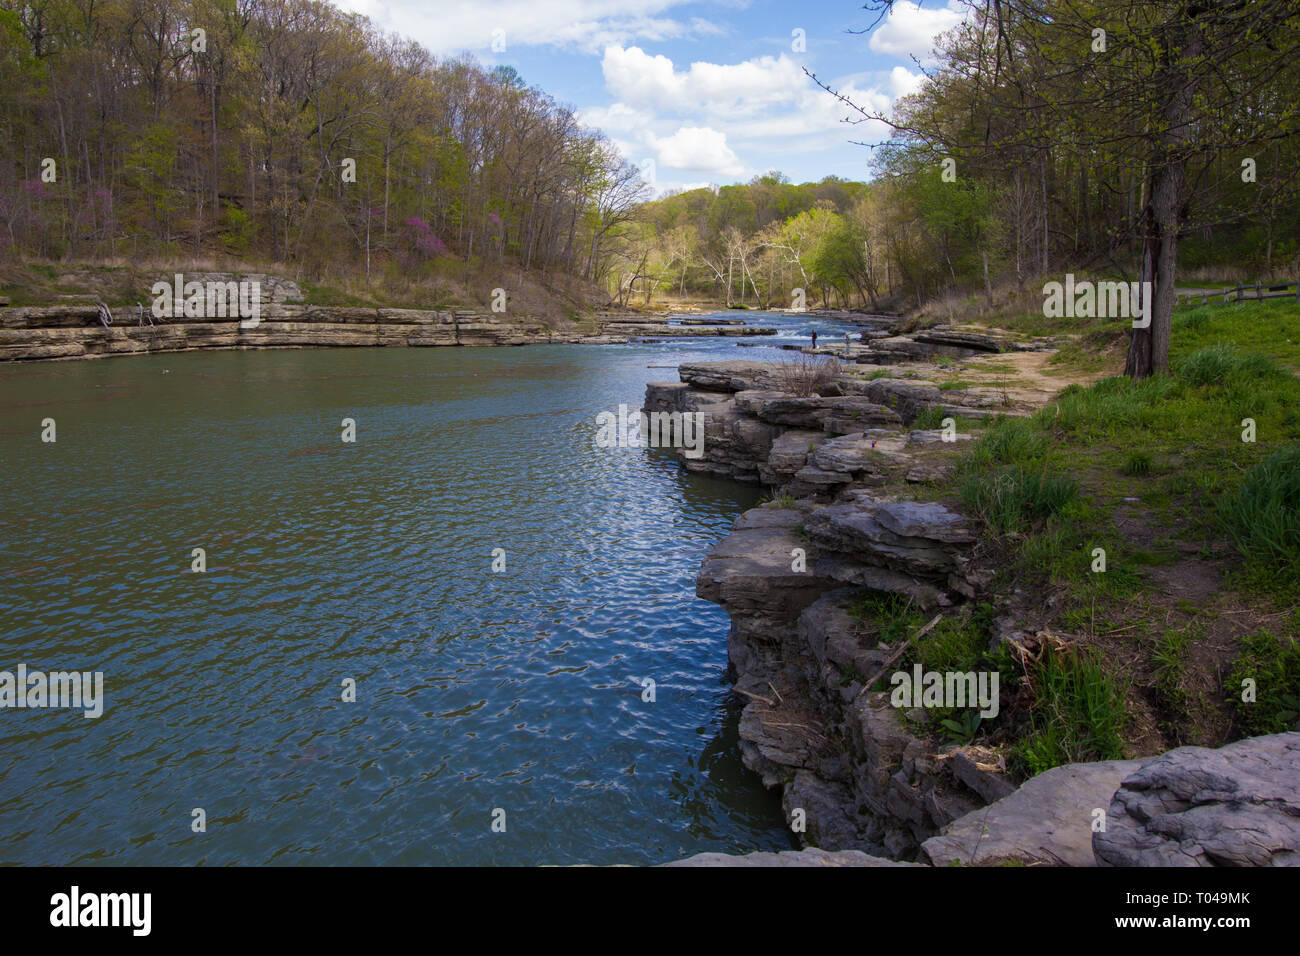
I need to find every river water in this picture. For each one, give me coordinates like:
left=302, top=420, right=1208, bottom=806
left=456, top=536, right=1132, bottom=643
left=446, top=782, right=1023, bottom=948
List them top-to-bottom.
left=0, top=311, right=859, bottom=865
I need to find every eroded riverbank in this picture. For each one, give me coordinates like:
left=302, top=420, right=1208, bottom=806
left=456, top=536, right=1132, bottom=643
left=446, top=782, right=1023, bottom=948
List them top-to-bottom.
left=649, top=344, right=1300, bottom=867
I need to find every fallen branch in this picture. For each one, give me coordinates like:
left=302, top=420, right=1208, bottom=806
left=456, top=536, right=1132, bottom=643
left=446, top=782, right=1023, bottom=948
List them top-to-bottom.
left=854, top=613, right=944, bottom=702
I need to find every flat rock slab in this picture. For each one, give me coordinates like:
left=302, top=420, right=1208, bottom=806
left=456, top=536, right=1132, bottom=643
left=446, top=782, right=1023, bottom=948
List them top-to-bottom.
left=913, top=328, right=1005, bottom=352
left=679, top=360, right=782, bottom=392
left=746, top=395, right=901, bottom=430
left=908, top=429, right=974, bottom=445
left=811, top=432, right=908, bottom=473
left=805, top=499, right=975, bottom=577
left=876, top=500, right=976, bottom=544
left=732, top=505, right=807, bottom=530
left=696, top=521, right=835, bottom=619
left=1095, top=732, right=1300, bottom=867
left=921, top=758, right=1152, bottom=866
left=665, top=848, right=922, bottom=867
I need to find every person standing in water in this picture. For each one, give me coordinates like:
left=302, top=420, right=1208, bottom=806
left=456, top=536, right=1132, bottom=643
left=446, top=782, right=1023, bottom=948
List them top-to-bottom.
left=810, top=330, right=818, bottom=350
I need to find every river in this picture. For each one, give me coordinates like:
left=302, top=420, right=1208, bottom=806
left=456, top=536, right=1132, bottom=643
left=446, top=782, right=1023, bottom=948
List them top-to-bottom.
left=0, top=310, right=861, bottom=865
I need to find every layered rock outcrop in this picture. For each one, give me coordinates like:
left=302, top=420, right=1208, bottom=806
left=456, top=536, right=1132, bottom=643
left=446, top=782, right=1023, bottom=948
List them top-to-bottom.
left=0, top=281, right=778, bottom=361
left=649, top=357, right=1300, bottom=867
left=650, top=360, right=1015, bottom=857
left=1093, top=732, right=1300, bottom=867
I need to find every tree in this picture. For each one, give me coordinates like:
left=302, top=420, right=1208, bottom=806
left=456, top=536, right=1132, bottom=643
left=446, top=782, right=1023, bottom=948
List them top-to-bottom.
left=813, top=0, right=1300, bottom=377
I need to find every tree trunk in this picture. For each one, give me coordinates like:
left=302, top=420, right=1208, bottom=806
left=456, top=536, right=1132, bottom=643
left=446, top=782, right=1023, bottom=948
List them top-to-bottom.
left=1125, top=18, right=1200, bottom=379
left=982, top=250, right=993, bottom=308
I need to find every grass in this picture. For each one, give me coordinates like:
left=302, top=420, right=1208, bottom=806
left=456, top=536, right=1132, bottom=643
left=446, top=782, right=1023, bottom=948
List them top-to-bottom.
left=1172, top=299, right=1300, bottom=372
left=948, top=300, right=1300, bottom=769
left=980, top=332, right=1300, bottom=605
left=910, top=405, right=977, bottom=431
left=955, top=417, right=1077, bottom=533
left=1217, top=445, right=1300, bottom=587
left=1121, top=451, right=1152, bottom=476
left=960, top=468, right=1079, bottom=534
left=848, top=592, right=923, bottom=645
left=1152, top=629, right=1191, bottom=742
left=1226, top=630, right=1300, bottom=735
left=1011, top=646, right=1128, bottom=776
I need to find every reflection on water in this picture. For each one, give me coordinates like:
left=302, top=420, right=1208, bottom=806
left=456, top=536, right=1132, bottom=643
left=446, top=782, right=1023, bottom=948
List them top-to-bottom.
left=0, top=313, right=837, bottom=864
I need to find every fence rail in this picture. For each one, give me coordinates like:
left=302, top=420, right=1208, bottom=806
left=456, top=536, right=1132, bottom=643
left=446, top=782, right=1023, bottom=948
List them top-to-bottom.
left=1177, top=281, right=1300, bottom=306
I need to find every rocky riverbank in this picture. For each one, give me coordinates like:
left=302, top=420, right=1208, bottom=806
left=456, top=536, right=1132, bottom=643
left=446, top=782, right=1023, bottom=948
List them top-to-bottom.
left=0, top=272, right=779, bottom=362
left=647, top=349, right=1300, bottom=867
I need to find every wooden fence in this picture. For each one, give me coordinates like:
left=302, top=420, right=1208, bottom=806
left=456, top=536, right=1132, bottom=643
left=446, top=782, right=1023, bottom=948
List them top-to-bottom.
left=1177, top=281, right=1300, bottom=306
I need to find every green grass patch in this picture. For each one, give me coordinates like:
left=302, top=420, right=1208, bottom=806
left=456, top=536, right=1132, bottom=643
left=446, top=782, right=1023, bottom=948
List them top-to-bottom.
left=1217, top=445, right=1300, bottom=586
left=1121, top=451, right=1153, bottom=476
left=960, top=467, right=1079, bottom=534
left=1227, top=630, right=1300, bottom=735
left=1011, top=647, right=1128, bottom=776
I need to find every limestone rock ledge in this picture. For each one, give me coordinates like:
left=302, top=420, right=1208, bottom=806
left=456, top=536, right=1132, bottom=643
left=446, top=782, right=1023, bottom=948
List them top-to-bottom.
left=0, top=302, right=776, bottom=361
left=650, top=359, right=1300, bottom=868
left=1094, top=732, right=1300, bottom=867
left=665, top=848, right=924, bottom=867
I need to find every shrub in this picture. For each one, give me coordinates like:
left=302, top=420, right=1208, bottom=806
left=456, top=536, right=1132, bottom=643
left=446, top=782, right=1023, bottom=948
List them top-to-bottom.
left=776, top=353, right=840, bottom=397
left=1218, top=445, right=1300, bottom=577
left=961, top=467, right=1079, bottom=533
left=1227, top=630, right=1300, bottom=735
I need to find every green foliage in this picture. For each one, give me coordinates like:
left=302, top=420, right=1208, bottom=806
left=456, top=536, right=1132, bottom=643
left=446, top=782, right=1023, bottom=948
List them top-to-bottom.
left=220, top=207, right=258, bottom=255
left=1176, top=343, right=1272, bottom=386
left=910, top=405, right=948, bottom=429
left=963, top=417, right=1047, bottom=471
left=1218, top=446, right=1300, bottom=581
left=1121, top=451, right=1152, bottom=476
left=960, top=467, right=1079, bottom=533
left=849, top=592, right=923, bottom=646
left=908, top=610, right=994, bottom=674
left=1152, top=629, right=1190, bottom=724
left=1227, top=630, right=1300, bottom=735
left=1011, top=648, right=1128, bottom=777
left=940, top=710, right=982, bottom=744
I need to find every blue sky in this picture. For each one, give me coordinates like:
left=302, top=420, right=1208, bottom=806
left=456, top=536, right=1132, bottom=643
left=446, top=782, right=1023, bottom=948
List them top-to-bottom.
left=334, top=0, right=966, bottom=194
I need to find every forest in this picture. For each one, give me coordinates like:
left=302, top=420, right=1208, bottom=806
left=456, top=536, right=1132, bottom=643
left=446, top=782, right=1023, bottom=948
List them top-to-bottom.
left=0, top=0, right=646, bottom=287
left=3, top=0, right=1300, bottom=372
left=624, top=0, right=1300, bottom=379
left=624, top=3, right=1300, bottom=322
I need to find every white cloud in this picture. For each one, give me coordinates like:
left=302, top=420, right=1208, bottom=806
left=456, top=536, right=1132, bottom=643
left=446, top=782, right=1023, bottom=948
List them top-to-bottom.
left=331, top=0, right=718, bottom=55
left=868, top=1, right=965, bottom=65
left=594, top=44, right=900, bottom=176
left=602, top=45, right=809, bottom=115
left=889, top=65, right=928, bottom=100
left=649, top=127, right=744, bottom=176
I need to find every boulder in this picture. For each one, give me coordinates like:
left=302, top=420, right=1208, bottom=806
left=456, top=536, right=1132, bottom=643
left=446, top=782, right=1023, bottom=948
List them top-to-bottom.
left=805, top=498, right=975, bottom=578
left=1094, top=732, right=1300, bottom=867
left=921, top=758, right=1153, bottom=866
left=664, top=848, right=922, bottom=867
